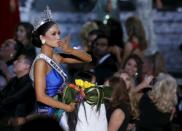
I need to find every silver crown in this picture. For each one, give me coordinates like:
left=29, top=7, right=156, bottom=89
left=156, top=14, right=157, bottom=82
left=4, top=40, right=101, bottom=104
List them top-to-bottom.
left=33, top=6, right=54, bottom=31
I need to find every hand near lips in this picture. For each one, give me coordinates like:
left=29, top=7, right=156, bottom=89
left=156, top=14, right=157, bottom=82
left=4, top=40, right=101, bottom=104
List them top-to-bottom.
left=58, top=35, right=73, bottom=54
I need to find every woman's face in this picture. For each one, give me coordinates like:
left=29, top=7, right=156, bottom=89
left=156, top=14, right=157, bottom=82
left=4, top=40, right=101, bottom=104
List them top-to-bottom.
left=43, top=24, right=61, bottom=48
left=16, top=25, right=27, bottom=43
left=0, top=39, right=16, bottom=60
left=124, top=58, right=137, bottom=77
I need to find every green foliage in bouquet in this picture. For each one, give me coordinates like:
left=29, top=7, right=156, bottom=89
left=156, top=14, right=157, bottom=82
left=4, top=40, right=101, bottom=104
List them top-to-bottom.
left=62, top=79, right=112, bottom=111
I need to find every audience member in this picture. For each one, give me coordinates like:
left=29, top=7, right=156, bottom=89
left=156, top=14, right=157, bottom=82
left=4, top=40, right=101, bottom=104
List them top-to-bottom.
left=123, top=16, right=147, bottom=64
left=15, top=22, right=36, bottom=58
left=92, top=34, right=118, bottom=84
left=0, top=39, right=24, bottom=89
left=0, top=52, right=35, bottom=128
left=122, top=54, right=143, bottom=86
left=135, top=73, right=177, bottom=131
left=106, top=76, right=131, bottom=131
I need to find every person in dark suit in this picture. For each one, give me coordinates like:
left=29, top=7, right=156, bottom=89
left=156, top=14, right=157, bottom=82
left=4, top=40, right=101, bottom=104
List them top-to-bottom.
left=92, top=34, right=118, bottom=85
left=0, top=52, right=35, bottom=127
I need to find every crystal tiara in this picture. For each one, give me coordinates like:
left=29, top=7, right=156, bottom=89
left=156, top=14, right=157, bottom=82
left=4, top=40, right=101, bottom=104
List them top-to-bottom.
left=33, top=6, right=54, bottom=31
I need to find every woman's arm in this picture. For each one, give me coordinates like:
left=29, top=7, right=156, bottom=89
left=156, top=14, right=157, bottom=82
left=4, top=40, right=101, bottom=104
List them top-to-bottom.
left=56, top=36, right=92, bottom=64
left=63, top=48, right=92, bottom=63
left=34, top=60, right=75, bottom=112
left=132, top=75, right=153, bottom=93
left=108, top=109, right=125, bottom=131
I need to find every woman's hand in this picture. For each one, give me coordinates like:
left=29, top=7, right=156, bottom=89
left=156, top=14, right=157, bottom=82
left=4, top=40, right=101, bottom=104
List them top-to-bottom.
left=58, top=35, right=73, bottom=54
left=58, top=35, right=92, bottom=63
left=133, top=75, right=154, bottom=93
left=143, top=75, right=154, bottom=86
left=65, top=102, right=76, bottom=112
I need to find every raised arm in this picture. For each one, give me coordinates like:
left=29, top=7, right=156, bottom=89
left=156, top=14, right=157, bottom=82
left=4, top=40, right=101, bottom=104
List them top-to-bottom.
left=56, top=35, right=92, bottom=64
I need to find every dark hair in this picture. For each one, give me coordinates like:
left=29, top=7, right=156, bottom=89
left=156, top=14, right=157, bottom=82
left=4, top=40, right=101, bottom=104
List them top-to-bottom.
left=106, top=18, right=124, bottom=48
left=31, top=21, right=56, bottom=48
left=16, top=22, right=34, bottom=40
left=93, top=34, right=111, bottom=47
left=20, top=51, right=34, bottom=65
left=123, top=54, right=143, bottom=84
left=109, top=76, right=130, bottom=108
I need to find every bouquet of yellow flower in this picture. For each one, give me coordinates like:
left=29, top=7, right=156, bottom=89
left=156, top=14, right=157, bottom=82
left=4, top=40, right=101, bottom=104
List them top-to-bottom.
left=62, top=79, right=112, bottom=111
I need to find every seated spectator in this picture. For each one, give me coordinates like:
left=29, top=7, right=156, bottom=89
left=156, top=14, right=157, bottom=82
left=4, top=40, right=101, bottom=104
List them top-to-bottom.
left=0, top=39, right=24, bottom=89
left=0, top=52, right=35, bottom=127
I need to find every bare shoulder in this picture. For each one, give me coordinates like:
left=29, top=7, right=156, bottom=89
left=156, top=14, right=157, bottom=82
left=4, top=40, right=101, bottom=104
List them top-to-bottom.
left=34, top=58, right=46, bottom=66
left=34, top=59, right=47, bottom=72
left=108, top=108, right=126, bottom=131
left=112, top=108, right=125, bottom=117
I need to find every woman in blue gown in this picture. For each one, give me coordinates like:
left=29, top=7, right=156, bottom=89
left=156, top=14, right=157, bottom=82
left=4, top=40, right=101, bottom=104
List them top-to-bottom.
left=30, top=7, right=92, bottom=120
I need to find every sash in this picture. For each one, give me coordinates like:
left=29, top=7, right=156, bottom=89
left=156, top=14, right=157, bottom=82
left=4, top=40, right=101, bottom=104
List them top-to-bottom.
left=30, top=53, right=67, bottom=83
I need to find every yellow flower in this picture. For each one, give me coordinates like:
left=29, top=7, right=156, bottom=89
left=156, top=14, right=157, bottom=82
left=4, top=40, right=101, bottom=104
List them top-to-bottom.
left=75, top=79, right=84, bottom=87
left=75, top=79, right=95, bottom=89
left=83, top=81, right=91, bottom=88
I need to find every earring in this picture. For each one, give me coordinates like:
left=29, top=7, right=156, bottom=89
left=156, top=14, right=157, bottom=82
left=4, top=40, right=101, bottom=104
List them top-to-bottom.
left=41, top=39, right=46, bottom=44
left=10, top=53, right=14, bottom=58
left=135, top=72, right=138, bottom=77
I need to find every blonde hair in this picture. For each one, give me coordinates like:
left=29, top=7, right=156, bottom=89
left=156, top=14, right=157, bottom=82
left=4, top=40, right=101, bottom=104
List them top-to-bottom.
left=80, top=21, right=98, bottom=46
left=148, top=73, right=177, bottom=113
